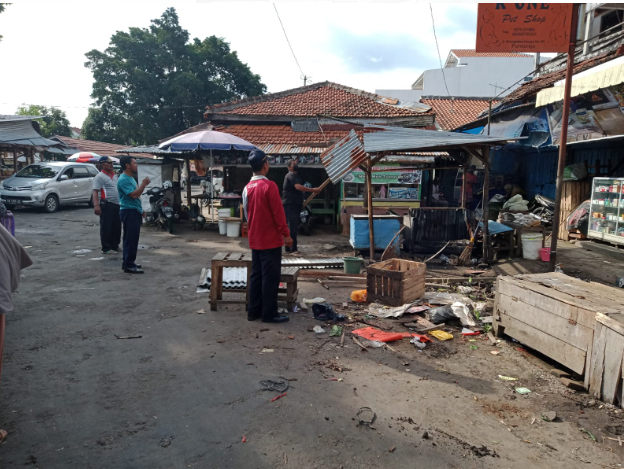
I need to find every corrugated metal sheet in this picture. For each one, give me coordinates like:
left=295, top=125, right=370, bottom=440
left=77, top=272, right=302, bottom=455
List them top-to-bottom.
left=0, top=120, right=57, bottom=147
left=363, top=125, right=517, bottom=153
left=320, top=130, right=367, bottom=183
left=258, top=143, right=324, bottom=155
left=408, top=208, right=472, bottom=244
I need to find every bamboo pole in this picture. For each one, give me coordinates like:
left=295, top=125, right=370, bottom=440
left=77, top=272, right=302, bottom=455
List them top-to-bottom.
left=550, top=5, right=579, bottom=271
left=482, top=147, right=491, bottom=264
left=186, top=158, right=192, bottom=208
left=365, top=159, right=375, bottom=261
left=302, top=177, right=331, bottom=208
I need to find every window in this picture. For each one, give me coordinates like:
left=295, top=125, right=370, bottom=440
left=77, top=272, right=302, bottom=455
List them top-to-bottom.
left=600, top=10, right=623, bottom=38
left=15, top=165, right=59, bottom=179
left=87, top=166, right=99, bottom=176
left=73, top=167, right=90, bottom=178
left=61, top=168, right=74, bottom=179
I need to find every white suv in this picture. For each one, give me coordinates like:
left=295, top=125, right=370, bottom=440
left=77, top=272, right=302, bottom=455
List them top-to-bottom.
left=0, top=161, right=98, bottom=213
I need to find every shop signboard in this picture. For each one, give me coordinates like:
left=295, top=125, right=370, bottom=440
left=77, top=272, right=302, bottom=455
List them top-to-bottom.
left=476, top=3, right=574, bottom=53
left=344, top=165, right=422, bottom=185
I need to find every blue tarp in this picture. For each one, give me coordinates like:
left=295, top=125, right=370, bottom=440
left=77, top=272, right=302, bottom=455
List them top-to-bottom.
left=350, top=218, right=401, bottom=250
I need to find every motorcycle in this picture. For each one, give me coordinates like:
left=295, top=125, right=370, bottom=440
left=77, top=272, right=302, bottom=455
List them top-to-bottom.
left=146, top=180, right=176, bottom=234
left=530, top=194, right=555, bottom=226
left=189, top=203, right=206, bottom=230
left=300, top=205, right=314, bottom=235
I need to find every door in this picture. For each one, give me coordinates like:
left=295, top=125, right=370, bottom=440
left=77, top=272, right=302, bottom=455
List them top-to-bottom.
left=72, top=166, right=94, bottom=201
left=57, top=167, right=78, bottom=201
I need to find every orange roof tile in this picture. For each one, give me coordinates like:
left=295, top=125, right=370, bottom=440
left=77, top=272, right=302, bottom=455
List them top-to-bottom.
left=451, top=49, right=531, bottom=58
left=206, top=81, right=434, bottom=118
left=421, top=98, right=496, bottom=131
left=53, top=135, right=154, bottom=158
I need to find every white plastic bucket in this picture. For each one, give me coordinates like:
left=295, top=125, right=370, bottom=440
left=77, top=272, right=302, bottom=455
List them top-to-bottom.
left=218, top=208, right=231, bottom=219
left=218, top=219, right=227, bottom=235
left=226, top=221, right=241, bottom=238
left=521, top=234, right=542, bottom=260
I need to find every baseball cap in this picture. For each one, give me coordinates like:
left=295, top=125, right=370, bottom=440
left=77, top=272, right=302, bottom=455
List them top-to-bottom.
left=248, top=149, right=267, bottom=167
left=99, top=156, right=114, bottom=163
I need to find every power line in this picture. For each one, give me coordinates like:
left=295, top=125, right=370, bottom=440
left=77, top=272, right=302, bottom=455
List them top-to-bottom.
left=273, top=3, right=308, bottom=85
left=429, top=4, right=451, bottom=98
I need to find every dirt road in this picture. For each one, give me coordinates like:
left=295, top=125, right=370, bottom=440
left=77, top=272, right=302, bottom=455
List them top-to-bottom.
left=0, top=206, right=622, bottom=468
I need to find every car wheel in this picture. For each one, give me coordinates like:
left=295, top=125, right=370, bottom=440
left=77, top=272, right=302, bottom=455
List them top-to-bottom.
left=43, top=195, right=59, bottom=213
left=88, top=196, right=94, bottom=208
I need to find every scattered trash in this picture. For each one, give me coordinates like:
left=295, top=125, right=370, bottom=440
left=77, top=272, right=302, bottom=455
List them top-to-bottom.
left=323, top=244, right=336, bottom=251
left=71, top=249, right=92, bottom=254
left=440, top=254, right=450, bottom=264
left=89, top=257, right=104, bottom=261
left=616, top=276, right=624, bottom=288
left=457, top=286, right=474, bottom=294
left=350, top=289, right=367, bottom=303
left=303, top=297, right=326, bottom=305
left=451, top=302, right=477, bottom=327
left=312, top=303, right=345, bottom=321
left=293, top=305, right=299, bottom=312
left=428, top=305, right=456, bottom=324
left=196, top=309, right=206, bottom=314
left=329, top=325, right=343, bottom=337
left=313, top=326, right=325, bottom=334
left=352, top=327, right=404, bottom=342
left=461, top=328, right=480, bottom=336
left=428, top=330, right=453, bottom=341
left=114, top=334, right=142, bottom=339
left=410, top=337, right=426, bottom=349
left=358, top=338, right=386, bottom=348
left=470, top=345, right=479, bottom=350
left=261, top=348, right=274, bottom=353
left=490, top=351, right=500, bottom=355
left=498, top=375, right=518, bottom=381
left=324, top=377, right=343, bottom=381
left=260, top=379, right=289, bottom=392
left=515, top=387, right=531, bottom=394
left=270, top=392, right=287, bottom=402
left=356, top=407, right=376, bottom=428
left=541, top=411, right=557, bottom=422
left=580, top=428, right=596, bottom=441
left=422, top=431, right=429, bottom=439
left=242, top=435, right=247, bottom=443
left=159, top=436, right=174, bottom=448
left=388, top=446, right=396, bottom=453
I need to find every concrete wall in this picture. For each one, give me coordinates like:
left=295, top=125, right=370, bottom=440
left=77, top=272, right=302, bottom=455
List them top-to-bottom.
left=422, top=56, right=535, bottom=98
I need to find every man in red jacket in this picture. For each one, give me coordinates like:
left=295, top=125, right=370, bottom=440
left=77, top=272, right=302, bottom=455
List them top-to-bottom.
left=243, top=150, right=293, bottom=323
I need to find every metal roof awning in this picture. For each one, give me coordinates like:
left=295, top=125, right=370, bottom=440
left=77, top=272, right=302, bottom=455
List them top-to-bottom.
left=536, top=56, right=624, bottom=107
left=0, top=119, right=58, bottom=148
left=362, top=126, right=518, bottom=153
left=319, top=130, right=367, bottom=184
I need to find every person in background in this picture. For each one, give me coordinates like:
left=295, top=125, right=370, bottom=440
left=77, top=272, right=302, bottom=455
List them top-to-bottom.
left=243, top=150, right=293, bottom=323
left=92, top=156, right=121, bottom=254
left=117, top=156, right=150, bottom=274
left=282, top=160, right=319, bottom=256
left=463, top=165, right=478, bottom=207
left=431, top=177, right=449, bottom=207
left=504, top=183, right=526, bottom=199
left=0, top=223, right=33, bottom=442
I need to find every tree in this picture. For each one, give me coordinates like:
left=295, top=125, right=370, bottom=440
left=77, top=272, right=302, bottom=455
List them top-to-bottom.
left=0, top=4, right=8, bottom=42
left=84, top=8, right=266, bottom=145
left=16, top=105, right=72, bottom=138
left=81, top=107, right=126, bottom=143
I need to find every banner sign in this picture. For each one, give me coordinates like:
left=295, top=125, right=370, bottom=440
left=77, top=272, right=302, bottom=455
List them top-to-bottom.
left=476, top=3, right=574, bottom=53
left=344, top=165, right=422, bottom=185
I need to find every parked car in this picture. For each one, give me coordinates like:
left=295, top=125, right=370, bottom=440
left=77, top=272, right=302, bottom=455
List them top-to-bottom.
left=0, top=161, right=99, bottom=213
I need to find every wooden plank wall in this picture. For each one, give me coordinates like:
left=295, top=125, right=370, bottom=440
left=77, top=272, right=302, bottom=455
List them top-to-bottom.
left=558, top=180, right=591, bottom=241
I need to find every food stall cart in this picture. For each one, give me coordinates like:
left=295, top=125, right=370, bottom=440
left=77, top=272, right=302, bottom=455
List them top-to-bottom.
left=588, top=176, right=624, bottom=245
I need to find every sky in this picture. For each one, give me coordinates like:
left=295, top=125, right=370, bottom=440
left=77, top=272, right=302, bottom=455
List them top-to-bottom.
left=0, top=1, right=479, bottom=128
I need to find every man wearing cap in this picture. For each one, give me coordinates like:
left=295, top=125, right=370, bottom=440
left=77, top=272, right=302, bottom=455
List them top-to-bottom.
left=242, top=150, right=293, bottom=323
left=92, top=156, right=121, bottom=254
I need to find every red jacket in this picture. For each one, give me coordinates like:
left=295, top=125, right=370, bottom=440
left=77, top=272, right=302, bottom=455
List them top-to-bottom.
left=243, top=176, right=290, bottom=250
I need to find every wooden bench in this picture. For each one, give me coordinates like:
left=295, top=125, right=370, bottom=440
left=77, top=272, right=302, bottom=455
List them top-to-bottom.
left=209, top=252, right=300, bottom=312
left=209, top=252, right=252, bottom=311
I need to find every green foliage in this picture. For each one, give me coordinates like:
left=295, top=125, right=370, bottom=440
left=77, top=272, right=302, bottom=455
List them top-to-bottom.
left=0, top=4, right=8, bottom=42
left=84, top=7, right=266, bottom=145
left=15, top=105, right=72, bottom=138
left=81, top=107, right=125, bottom=143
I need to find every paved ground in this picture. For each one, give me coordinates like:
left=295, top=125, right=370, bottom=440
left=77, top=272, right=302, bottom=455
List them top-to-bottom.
left=1, top=205, right=623, bottom=468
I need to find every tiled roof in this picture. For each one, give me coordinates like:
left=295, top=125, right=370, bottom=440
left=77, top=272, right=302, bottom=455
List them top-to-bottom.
left=451, top=49, right=531, bottom=58
left=501, top=51, right=620, bottom=105
left=205, top=81, right=434, bottom=118
left=421, top=98, right=496, bottom=131
left=214, top=124, right=357, bottom=145
left=70, top=127, right=81, bottom=134
left=52, top=135, right=154, bottom=158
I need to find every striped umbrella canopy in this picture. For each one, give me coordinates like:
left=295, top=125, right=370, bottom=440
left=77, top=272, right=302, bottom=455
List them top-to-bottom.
left=68, top=152, right=102, bottom=162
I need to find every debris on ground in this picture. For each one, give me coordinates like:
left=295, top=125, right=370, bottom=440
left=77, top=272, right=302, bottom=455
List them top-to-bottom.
left=350, top=289, right=367, bottom=303
left=313, top=303, right=345, bottom=321
left=313, top=325, right=325, bottom=334
left=329, top=325, right=343, bottom=337
left=428, top=330, right=453, bottom=341
left=114, top=334, right=142, bottom=339
left=410, top=336, right=426, bottom=349
left=261, top=348, right=274, bottom=353
left=498, top=375, right=518, bottom=381
left=260, top=379, right=289, bottom=393
left=515, top=387, right=531, bottom=394
left=271, top=392, right=287, bottom=402
left=356, top=407, right=376, bottom=428
left=541, top=411, right=557, bottom=422
left=158, top=436, right=174, bottom=448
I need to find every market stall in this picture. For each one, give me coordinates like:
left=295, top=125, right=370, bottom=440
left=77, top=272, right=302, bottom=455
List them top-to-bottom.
left=588, top=176, right=624, bottom=244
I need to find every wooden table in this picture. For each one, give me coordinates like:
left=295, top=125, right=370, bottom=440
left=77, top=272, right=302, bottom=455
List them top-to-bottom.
left=498, top=221, right=549, bottom=257
left=209, top=252, right=252, bottom=311
left=279, top=267, right=300, bottom=312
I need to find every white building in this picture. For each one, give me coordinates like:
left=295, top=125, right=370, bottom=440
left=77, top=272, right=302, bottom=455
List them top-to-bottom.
left=377, top=49, right=536, bottom=101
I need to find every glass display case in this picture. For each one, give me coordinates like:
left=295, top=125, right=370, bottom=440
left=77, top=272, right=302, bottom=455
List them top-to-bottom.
left=588, top=177, right=624, bottom=245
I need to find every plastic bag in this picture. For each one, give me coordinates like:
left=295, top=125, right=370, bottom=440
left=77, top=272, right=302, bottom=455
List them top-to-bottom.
left=563, top=163, right=587, bottom=181
left=503, top=194, right=529, bottom=211
left=566, top=200, right=590, bottom=231
left=351, top=289, right=367, bottom=303
left=451, top=301, right=477, bottom=327
left=312, top=303, right=345, bottom=321
left=428, top=305, right=456, bottom=324
left=429, top=330, right=454, bottom=341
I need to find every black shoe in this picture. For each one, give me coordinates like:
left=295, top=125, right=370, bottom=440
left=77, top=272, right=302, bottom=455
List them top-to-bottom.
left=121, top=263, right=142, bottom=270
left=124, top=266, right=144, bottom=274
left=247, top=315, right=261, bottom=321
left=261, top=315, right=290, bottom=323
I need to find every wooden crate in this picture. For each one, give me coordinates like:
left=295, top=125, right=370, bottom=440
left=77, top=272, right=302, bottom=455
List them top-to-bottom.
left=558, top=180, right=591, bottom=241
left=366, top=259, right=426, bottom=306
left=494, top=273, right=624, bottom=377
left=587, top=314, right=624, bottom=405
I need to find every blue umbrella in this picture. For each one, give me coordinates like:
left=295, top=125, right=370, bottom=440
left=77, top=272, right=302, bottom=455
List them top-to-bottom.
left=158, top=130, right=256, bottom=152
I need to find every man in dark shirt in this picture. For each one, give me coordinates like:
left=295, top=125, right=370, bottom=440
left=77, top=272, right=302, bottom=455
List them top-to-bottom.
left=282, top=160, right=319, bottom=255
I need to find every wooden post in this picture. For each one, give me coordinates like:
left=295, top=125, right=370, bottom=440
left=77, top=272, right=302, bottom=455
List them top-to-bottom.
left=550, top=4, right=579, bottom=271
left=13, top=146, right=17, bottom=174
left=482, top=147, right=491, bottom=264
left=186, top=158, right=192, bottom=208
left=365, top=159, right=375, bottom=261
left=461, top=163, right=467, bottom=209
left=426, top=169, right=433, bottom=207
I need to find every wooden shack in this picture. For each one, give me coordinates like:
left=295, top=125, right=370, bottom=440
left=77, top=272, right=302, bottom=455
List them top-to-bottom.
left=494, top=273, right=624, bottom=379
